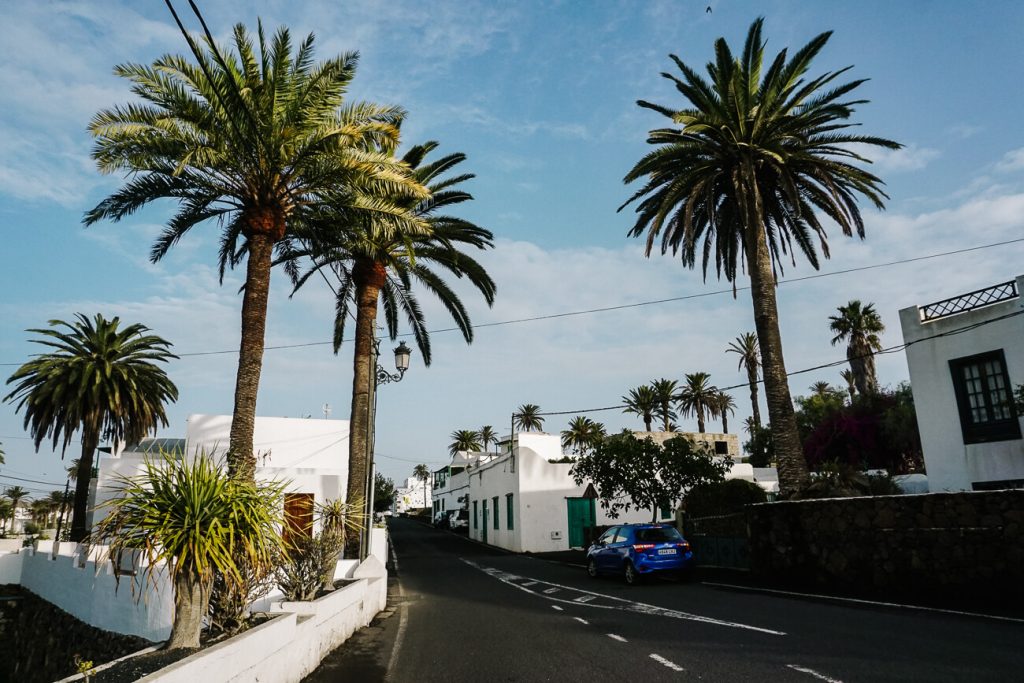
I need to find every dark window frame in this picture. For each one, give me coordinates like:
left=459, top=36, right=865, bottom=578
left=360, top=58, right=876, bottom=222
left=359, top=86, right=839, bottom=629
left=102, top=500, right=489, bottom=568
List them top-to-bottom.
left=949, top=349, right=1021, bottom=444
left=506, top=493, right=514, bottom=530
left=492, top=496, right=500, bottom=529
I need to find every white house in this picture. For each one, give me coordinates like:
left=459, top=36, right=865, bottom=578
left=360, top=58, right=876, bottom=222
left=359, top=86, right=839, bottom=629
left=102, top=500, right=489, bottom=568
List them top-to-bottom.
left=899, top=275, right=1024, bottom=491
left=89, top=414, right=350, bottom=533
left=432, top=451, right=486, bottom=519
left=394, top=476, right=432, bottom=514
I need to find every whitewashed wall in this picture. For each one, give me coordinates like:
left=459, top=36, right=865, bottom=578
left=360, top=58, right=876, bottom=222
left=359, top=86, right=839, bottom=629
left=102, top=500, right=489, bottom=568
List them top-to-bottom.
left=900, top=275, right=1024, bottom=491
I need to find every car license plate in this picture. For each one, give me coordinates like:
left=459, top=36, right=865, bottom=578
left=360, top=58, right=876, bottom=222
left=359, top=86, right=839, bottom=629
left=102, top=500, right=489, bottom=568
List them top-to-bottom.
left=658, top=548, right=677, bottom=555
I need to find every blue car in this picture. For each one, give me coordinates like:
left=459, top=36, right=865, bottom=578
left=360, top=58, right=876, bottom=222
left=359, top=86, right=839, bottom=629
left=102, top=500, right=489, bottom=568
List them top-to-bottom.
left=586, top=524, right=694, bottom=584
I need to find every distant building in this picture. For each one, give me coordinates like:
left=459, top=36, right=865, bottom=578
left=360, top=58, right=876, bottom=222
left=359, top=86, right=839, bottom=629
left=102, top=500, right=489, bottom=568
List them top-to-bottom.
left=900, top=275, right=1024, bottom=491
left=394, top=476, right=432, bottom=514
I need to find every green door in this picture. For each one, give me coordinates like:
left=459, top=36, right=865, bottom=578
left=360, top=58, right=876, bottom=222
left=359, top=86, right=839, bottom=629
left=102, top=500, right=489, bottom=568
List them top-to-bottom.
left=566, top=497, right=596, bottom=548
left=482, top=500, right=489, bottom=543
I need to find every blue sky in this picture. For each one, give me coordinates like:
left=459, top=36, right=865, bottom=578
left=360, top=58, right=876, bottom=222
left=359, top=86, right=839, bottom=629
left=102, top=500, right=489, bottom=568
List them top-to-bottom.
left=2, top=1, right=1024, bottom=493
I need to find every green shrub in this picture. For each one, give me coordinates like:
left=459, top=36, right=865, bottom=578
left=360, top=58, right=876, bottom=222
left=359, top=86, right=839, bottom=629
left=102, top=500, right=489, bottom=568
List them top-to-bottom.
left=790, top=461, right=903, bottom=499
left=685, top=479, right=767, bottom=517
left=23, top=521, right=41, bottom=536
left=275, top=531, right=345, bottom=602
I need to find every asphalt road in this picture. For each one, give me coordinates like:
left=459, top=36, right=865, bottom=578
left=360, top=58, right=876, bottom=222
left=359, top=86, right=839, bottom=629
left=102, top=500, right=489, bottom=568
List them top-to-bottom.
left=304, top=517, right=1024, bottom=682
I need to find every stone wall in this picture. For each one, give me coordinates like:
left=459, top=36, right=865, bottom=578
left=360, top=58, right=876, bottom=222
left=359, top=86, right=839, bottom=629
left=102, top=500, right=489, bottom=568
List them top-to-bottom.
left=748, top=490, right=1024, bottom=598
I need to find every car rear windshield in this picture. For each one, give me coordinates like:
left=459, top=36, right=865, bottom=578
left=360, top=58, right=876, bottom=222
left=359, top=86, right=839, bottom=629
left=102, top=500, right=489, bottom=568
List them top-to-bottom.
left=635, top=527, right=683, bottom=543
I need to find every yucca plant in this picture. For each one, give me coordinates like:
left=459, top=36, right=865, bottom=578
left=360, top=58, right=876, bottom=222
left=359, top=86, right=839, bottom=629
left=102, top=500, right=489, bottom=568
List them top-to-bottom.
left=93, top=452, right=287, bottom=649
left=275, top=498, right=364, bottom=600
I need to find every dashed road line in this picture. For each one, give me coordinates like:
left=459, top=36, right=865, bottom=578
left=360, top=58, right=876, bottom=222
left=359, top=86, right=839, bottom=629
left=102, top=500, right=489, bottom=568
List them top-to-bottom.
left=521, top=581, right=537, bottom=587
left=543, top=587, right=560, bottom=594
left=574, top=595, right=596, bottom=603
left=551, top=605, right=564, bottom=611
left=574, top=617, right=589, bottom=625
left=607, top=633, right=627, bottom=642
left=650, top=654, right=685, bottom=672
left=786, top=664, right=844, bottom=682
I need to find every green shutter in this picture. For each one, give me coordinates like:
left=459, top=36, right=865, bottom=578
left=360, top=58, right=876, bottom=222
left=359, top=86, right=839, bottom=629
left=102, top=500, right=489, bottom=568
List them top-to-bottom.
left=506, top=493, right=514, bottom=530
left=492, top=496, right=499, bottom=529
left=473, top=500, right=478, bottom=528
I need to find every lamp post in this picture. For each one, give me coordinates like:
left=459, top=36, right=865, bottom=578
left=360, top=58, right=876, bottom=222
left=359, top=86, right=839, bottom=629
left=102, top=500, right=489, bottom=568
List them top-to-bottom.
left=361, top=339, right=411, bottom=560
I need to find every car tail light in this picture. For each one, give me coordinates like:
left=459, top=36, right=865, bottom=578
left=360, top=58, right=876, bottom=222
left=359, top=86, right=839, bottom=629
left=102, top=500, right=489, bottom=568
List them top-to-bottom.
left=678, top=542, right=690, bottom=550
left=632, top=543, right=655, bottom=551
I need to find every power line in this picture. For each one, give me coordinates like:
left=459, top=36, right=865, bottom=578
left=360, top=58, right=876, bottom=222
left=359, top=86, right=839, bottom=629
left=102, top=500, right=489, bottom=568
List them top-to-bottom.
left=2, top=237, right=1019, bottom=368
left=0, top=472, right=66, bottom=487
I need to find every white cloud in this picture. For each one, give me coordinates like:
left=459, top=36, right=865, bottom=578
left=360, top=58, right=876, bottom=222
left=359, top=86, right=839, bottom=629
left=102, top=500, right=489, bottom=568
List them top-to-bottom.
left=863, top=144, right=941, bottom=172
left=995, top=147, right=1024, bottom=173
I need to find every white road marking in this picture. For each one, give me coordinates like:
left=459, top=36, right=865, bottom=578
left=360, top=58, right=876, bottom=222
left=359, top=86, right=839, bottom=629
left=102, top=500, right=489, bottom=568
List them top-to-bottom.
left=385, top=541, right=407, bottom=681
left=460, top=559, right=785, bottom=635
left=522, top=581, right=538, bottom=587
left=703, top=582, right=1024, bottom=624
left=543, top=587, right=560, bottom=594
left=574, top=595, right=596, bottom=603
left=551, top=605, right=564, bottom=611
left=574, top=617, right=589, bottom=625
left=607, top=633, right=627, bottom=642
left=650, top=654, right=685, bottom=672
left=787, top=664, right=844, bottom=682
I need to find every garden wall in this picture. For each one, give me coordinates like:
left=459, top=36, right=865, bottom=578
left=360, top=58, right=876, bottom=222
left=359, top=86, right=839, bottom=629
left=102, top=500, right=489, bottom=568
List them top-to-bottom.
left=748, top=490, right=1024, bottom=598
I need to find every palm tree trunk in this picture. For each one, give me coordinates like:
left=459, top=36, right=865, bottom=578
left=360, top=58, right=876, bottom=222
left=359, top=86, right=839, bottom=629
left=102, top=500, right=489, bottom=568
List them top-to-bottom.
left=746, top=228, right=809, bottom=494
left=228, top=231, right=276, bottom=482
left=347, top=259, right=386, bottom=552
left=747, top=366, right=761, bottom=428
left=661, top=404, right=671, bottom=431
left=697, top=406, right=705, bottom=434
left=722, top=413, right=729, bottom=434
left=69, top=415, right=100, bottom=543
left=644, top=415, right=652, bottom=432
left=167, top=572, right=211, bottom=649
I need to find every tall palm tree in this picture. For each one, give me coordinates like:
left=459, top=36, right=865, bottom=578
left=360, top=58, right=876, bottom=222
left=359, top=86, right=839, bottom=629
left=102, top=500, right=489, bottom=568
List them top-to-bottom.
left=620, top=19, right=900, bottom=493
left=84, top=22, right=412, bottom=482
left=289, top=141, right=494, bottom=534
left=829, top=300, right=885, bottom=396
left=4, top=314, right=178, bottom=541
left=726, top=333, right=762, bottom=428
left=839, top=369, right=857, bottom=402
left=676, top=372, right=719, bottom=434
left=650, top=378, right=679, bottom=431
left=809, top=381, right=834, bottom=398
left=622, top=385, right=658, bottom=432
left=714, top=391, right=737, bottom=433
left=513, top=404, right=544, bottom=432
left=561, top=416, right=606, bottom=456
left=479, top=425, right=497, bottom=454
left=449, top=429, right=482, bottom=456
left=412, top=464, right=431, bottom=509
left=4, top=487, right=29, bottom=531
left=0, top=500, right=11, bottom=534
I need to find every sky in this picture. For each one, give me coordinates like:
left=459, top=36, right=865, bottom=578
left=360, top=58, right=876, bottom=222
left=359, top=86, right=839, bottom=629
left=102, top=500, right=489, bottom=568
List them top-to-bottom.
left=2, top=0, right=1024, bottom=495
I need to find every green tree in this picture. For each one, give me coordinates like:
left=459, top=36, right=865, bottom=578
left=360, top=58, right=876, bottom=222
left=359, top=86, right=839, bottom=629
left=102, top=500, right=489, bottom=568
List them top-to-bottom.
left=620, top=19, right=900, bottom=494
left=85, top=21, right=411, bottom=481
left=290, top=141, right=494, bottom=542
left=829, top=300, right=885, bottom=396
left=4, top=314, right=177, bottom=541
left=726, top=333, right=761, bottom=428
left=839, top=369, right=857, bottom=402
left=677, top=372, right=719, bottom=433
left=650, top=378, right=678, bottom=431
left=622, top=385, right=658, bottom=432
left=794, top=386, right=848, bottom=444
left=713, top=391, right=737, bottom=433
left=513, top=404, right=544, bottom=432
left=561, top=416, right=606, bottom=456
left=742, top=418, right=774, bottom=468
left=479, top=425, right=498, bottom=454
left=449, top=429, right=482, bottom=456
left=570, top=432, right=729, bottom=521
left=94, top=452, right=286, bottom=649
left=412, top=464, right=431, bottom=509
left=373, top=473, right=396, bottom=513
left=4, top=486, right=29, bottom=531
left=0, top=500, right=11, bottom=535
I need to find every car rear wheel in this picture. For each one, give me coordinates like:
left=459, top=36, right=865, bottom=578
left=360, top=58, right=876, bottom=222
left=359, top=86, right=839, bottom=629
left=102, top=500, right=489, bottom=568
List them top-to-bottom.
left=587, top=558, right=598, bottom=578
left=623, top=561, right=639, bottom=585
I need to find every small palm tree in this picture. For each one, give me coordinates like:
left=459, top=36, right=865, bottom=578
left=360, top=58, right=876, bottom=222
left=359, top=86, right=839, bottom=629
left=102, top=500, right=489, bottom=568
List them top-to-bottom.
left=620, top=19, right=900, bottom=493
left=829, top=300, right=885, bottom=396
left=4, top=314, right=178, bottom=541
left=726, top=333, right=762, bottom=428
left=839, top=369, right=857, bottom=402
left=677, top=372, right=719, bottom=433
left=650, top=379, right=678, bottom=431
left=809, top=381, right=834, bottom=398
left=622, top=385, right=659, bottom=431
left=714, top=392, right=737, bottom=433
left=513, top=404, right=544, bottom=432
left=561, top=416, right=606, bottom=456
left=479, top=426, right=497, bottom=454
left=449, top=430, right=482, bottom=456
left=0, top=442, right=4, bottom=466
left=94, top=452, right=286, bottom=649
left=412, top=464, right=431, bottom=509
left=4, top=486, right=29, bottom=531
left=0, top=500, right=11, bottom=534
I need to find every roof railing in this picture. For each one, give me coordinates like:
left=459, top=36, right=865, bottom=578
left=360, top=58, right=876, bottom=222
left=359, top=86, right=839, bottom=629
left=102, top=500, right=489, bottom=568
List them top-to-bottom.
left=919, top=280, right=1018, bottom=322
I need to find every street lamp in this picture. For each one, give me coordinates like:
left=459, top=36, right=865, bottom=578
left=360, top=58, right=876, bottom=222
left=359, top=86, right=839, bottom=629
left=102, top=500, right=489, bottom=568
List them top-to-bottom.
left=362, top=338, right=412, bottom=560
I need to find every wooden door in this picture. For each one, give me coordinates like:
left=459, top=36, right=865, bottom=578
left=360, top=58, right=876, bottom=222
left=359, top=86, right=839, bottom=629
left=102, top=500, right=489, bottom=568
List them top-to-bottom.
left=284, top=493, right=315, bottom=547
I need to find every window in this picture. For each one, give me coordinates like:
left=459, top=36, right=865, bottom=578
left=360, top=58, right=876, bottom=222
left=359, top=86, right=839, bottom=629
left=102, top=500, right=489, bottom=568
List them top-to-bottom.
left=949, top=350, right=1021, bottom=444
left=715, top=441, right=729, bottom=455
left=506, top=494, right=514, bottom=530
left=492, top=496, right=500, bottom=529
left=441, top=499, right=445, bottom=511
left=472, top=500, right=478, bottom=529
left=660, top=504, right=674, bottom=520
left=598, top=527, right=617, bottom=544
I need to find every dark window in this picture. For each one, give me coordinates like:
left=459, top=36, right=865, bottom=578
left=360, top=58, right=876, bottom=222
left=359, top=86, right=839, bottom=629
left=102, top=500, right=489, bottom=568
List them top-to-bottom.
left=949, top=350, right=1021, bottom=444
left=715, top=441, right=730, bottom=455
left=506, top=494, right=514, bottom=530
left=492, top=496, right=500, bottom=529
left=472, top=500, right=478, bottom=529
left=636, top=527, right=683, bottom=543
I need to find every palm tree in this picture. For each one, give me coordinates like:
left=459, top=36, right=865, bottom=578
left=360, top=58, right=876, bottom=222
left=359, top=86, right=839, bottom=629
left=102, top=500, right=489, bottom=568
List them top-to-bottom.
left=620, top=19, right=900, bottom=493
left=84, top=22, right=412, bottom=482
left=289, top=141, right=494, bottom=536
left=829, top=300, right=885, bottom=396
left=4, top=314, right=178, bottom=541
left=726, top=333, right=762, bottom=428
left=839, top=369, right=857, bottom=402
left=677, top=372, right=719, bottom=433
left=650, top=379, right=678, bottom=431
left=809, top=381, right=834, bottom=398
left=622, top=385, right=658, bottom=431
left=714, top=391, right=737, bottom=433
left=513, top=404, right=544, bottom=432
left=561, top=416, right=606, bottom=456
left=479, top=426, right=497, bottom=454
left=449, top=430, right=482, bottom=456
left=0, top=442, right=4, bottom=466
left=66, top=459, right=83, bottom=482
left=412, top=464, right=431, bottom=509
left=4, top=486, right=29, bottom=531
left=31, top=499, right=53, bottom=528
left=0, top=500, right=11, bottom=534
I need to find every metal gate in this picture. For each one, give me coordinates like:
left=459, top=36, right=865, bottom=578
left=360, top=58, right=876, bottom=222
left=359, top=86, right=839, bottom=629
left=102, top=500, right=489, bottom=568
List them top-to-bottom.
left=683, top=512, right=749, bottom=569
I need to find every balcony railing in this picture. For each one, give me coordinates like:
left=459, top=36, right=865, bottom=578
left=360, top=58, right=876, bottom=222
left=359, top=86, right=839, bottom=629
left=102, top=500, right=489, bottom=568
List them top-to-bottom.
left=919, top=280, right=1018, bottom=322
